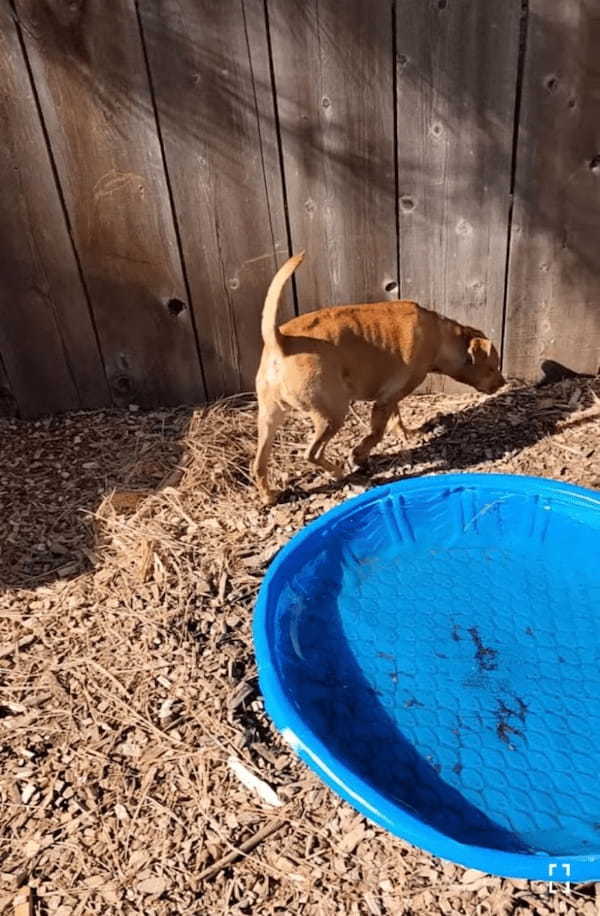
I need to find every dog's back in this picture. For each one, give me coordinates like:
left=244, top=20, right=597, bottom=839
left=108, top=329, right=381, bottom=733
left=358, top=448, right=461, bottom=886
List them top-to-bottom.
left=281, top=299, right=417, bottom=341
left=276, top=300, right=446, bottom=400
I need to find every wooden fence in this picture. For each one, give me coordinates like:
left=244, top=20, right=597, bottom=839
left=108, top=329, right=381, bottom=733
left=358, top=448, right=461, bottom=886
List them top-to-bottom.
left=1, top=0, right=599, bottom=418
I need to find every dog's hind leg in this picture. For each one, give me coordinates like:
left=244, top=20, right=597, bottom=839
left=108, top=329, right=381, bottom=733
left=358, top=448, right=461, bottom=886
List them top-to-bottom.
left=253, top=401, right=287, bottom=505
left=352, top=401, right=396, bottom=465
left=386, top=404, right=419, bottom=440
left=305, top=407, right=347, bottom=478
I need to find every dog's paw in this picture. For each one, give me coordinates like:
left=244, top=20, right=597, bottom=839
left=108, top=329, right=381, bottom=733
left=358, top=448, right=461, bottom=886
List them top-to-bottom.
left=351, top=447, right=369, bottom=466
left=329, top=462, right=345, bottom=480
left=259, top=488, right=279, bottom=507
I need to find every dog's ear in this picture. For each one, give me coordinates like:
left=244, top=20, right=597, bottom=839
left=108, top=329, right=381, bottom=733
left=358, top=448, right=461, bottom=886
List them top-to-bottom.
left=467, top=336, right=493, bottom=363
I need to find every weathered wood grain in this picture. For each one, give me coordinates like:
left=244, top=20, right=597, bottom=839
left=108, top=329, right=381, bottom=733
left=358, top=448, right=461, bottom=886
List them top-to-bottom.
left=4, top=0, right=597, bottom=413
left=15, top=0, right=206, bottom=408
left=138, top=0, right=291, bottom=396
left=243, top=0, right=296, bottom=308
left=267, top=0, right=397, bottom=311
left=395, top=0, right=521, bottom=384
left=504, top=0, right=600, bottom=379
left=0, top=4, right=108, bottom=417
left=0, top=353, right=17, bottom=418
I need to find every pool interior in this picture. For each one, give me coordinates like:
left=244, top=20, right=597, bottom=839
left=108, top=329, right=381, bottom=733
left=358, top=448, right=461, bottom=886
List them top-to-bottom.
left=271, top=485, right=600, bottom=855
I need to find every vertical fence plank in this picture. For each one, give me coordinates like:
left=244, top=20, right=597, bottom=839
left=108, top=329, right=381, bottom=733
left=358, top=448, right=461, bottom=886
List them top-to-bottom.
left=15, top=0, right=206, bottom=408
left=138, top=0, right=291, bottom=397
left=243, top=0, right=296, bottom=306
left=267, top=0, right=397, bottom=311
left=395, top=0, right=521, bottom=368
left=504, top=0, right=600, bottom=379
left=0, top=4, right=109, bottom=417
left=0, top=354, right=17, bottom=418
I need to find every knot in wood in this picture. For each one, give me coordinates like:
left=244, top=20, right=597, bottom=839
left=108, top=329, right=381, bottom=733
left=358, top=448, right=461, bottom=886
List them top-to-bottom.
left=166, top=298, right=186, bottom=316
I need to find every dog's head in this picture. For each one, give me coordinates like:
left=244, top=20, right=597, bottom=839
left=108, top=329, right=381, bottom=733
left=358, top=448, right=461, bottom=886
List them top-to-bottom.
left=451, top=333, right=506, bottom=394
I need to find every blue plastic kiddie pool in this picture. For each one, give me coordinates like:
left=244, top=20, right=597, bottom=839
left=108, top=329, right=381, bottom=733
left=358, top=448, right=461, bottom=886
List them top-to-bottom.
left=254, top=474, right=600, bottom=881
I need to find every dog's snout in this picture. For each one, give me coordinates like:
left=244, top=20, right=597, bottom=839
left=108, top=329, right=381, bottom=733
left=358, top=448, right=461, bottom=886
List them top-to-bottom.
left=483, top=373, right=506, bottom=394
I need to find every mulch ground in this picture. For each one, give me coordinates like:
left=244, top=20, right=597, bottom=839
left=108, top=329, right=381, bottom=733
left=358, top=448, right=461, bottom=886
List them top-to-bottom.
left=1, top=376, right=600, bottom=916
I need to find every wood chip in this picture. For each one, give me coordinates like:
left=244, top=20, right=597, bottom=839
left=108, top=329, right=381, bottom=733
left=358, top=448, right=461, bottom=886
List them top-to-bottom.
left=109, top=490, right=151, bottom=513
left=0, top=635, right=36, bottom=659
left=227, top=757, right=283, bottom=807
left=20, top=784, right=37, bottom=805
left=114, top=804, right=129, bottom=822
left=460, top=867, right=487, bottom=885
left=137, top=876, right=167, bottom=896
left=13, top=887, right=33, bottom=916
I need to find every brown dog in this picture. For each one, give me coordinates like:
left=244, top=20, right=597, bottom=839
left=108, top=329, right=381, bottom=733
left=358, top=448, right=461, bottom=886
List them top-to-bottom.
left=253, top=253, right=505, bottom=504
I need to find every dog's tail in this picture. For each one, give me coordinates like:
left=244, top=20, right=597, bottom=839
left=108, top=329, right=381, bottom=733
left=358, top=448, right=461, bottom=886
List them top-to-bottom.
left=261, top=251, right=304, bottom=353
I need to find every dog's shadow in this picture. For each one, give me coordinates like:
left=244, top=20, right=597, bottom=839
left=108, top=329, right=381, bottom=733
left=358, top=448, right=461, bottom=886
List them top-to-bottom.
left=283, top=363, right=600, bottom=501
